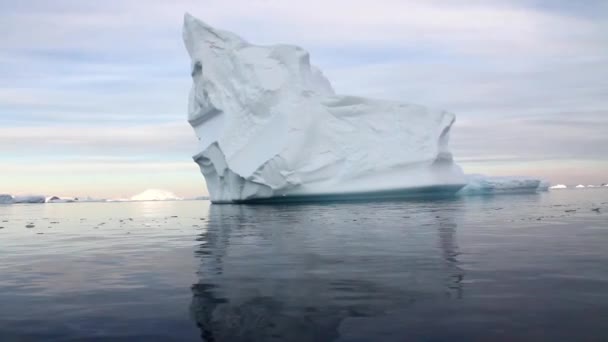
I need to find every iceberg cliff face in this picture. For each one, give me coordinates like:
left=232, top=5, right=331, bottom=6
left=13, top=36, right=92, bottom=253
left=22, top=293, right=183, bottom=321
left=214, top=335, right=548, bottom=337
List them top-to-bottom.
left=183, top=13, right=466, bottom=203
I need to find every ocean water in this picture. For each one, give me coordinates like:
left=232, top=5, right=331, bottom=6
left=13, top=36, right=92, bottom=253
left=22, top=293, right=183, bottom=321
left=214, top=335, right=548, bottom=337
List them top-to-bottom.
left=1, top=189, right=607, bottom=341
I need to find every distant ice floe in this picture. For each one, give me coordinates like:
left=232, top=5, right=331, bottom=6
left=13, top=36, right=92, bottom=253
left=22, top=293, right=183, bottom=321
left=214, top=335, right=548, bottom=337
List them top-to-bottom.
left=550, top=184, right=567, bottom=189
left=576, top=185, right=586, bottom=188
left=130, top=189, right=182, bottom=201
left=1, top=194, right=108, bottom=205
left=46, top=196, right=106, bottom=203
left=77, top=197, right=107, bottom=202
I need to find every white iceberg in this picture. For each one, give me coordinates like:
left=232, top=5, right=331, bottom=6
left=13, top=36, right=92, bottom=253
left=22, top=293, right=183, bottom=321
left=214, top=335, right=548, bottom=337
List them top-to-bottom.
left=183, top=14, right=466, bottom=203
left=458, top=175, right=542, bottom=195
left=549, top=184, right=567, bottom=189
left=576, top=184, right=586, bottom=188
left=130, top=189, right=182, bottom=201
left=0, top=194, right=13, bottom=204
left=13, top=195, right=46, bottom=204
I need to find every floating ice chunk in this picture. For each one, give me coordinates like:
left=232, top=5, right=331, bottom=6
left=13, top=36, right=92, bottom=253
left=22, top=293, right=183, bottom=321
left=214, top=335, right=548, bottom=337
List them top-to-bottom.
left=183, top=13, right=466, bottom=203
left=458, top=174, right=542, bottom=195
left=549, top=184, right=567, bottom=189
left=575, top=185, right=586, bottom=188
left=130, top=189, right=182, bottom=201
left=13, top=195, right=46, bottom=203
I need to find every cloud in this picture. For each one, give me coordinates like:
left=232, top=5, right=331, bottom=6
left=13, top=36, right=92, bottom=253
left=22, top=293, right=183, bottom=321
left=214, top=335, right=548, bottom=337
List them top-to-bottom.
left=1, top=0, right=607, bottom=194
left=0, top=122, right=197, bottom=155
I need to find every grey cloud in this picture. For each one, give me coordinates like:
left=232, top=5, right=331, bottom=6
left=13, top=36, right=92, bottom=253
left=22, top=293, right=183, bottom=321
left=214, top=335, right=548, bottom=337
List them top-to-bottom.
left=1, top=0, right=607, bottom=188
left=0, top=122, right=197, bottom=156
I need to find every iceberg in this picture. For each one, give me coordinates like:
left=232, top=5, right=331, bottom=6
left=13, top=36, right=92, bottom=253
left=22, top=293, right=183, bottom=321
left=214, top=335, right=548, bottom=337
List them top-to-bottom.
left=183, top=14, right=466, bottom=203
left=458, top=175, right=543, bottom=195
left=549, top=184, right=567, bottom=189
left=576, top=185, right=586, bottom=188
left=130, top=189, right=182, bottom=201
left=0, top=194, right=13, bottom=204
left=13, top=195, right=46, bottom=204
left=46, top=196, right=106, bottom=203
left=47, top=196, right=75, bottom=203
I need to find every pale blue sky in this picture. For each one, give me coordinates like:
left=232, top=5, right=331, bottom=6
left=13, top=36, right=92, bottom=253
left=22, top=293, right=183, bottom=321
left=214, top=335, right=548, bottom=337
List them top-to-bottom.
left=1, top=0, right=607, bottom=198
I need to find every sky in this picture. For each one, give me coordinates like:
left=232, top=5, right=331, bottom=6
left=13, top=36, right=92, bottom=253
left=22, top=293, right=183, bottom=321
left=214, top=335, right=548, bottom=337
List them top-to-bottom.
left=1, top=0, right=607, bottom=198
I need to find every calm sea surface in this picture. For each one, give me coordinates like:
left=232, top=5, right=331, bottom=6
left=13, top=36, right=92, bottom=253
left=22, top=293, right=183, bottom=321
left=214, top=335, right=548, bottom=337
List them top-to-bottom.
left=1, top=189, right=607, bottom=341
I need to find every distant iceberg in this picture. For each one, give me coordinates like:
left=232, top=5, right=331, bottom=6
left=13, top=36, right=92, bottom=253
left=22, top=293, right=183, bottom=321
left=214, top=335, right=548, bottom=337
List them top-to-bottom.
left=458, top=175, right=543, bottom=195
left=549, top=184, right=567, bottom=189
left=576, top=185, right=586, bottom=188
left=130, top=189, right=182, bottom=201
left=0, top=194, right=13, bottom=204
left=13, top=195, right=46, bottom=204
left=46, top=196, right=106, bottom=203
left=47, top=196, right=75, bottom=203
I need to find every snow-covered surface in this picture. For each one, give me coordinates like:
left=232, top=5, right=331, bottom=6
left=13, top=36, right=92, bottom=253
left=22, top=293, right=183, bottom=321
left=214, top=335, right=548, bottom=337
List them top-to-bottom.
left=183, top=14, right=466, bottom=203
left=458, top=175, right=543, bottom=195
left=550, top=184, right=567, bottom=189
left=130, top=189, right=182, bottom=202
left=12, top=195, right=46, bottom=204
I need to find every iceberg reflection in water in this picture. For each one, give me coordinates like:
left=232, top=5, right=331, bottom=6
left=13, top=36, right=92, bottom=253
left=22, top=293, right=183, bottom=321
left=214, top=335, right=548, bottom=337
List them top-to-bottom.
left=2, top=191, right=607, bottom=340
left=190, top=201, right=464, bottom=341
